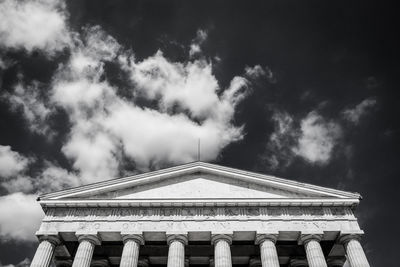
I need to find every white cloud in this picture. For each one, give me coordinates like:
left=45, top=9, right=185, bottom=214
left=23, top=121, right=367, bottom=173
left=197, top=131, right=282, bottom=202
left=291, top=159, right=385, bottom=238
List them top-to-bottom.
left=0, top=0, right=71, bottom=55
left=2, top=25, right=249, bottom=182
left=0, top=26, right=250, bottom=245
left=47, top=27, right=249, bottom=180
left=189, top=29, right=208, bottom=57
left=245, top=65, right=276, bottom=83
left=245, top=65, right=266, bottom=78
left=4, top=81, right=53, bottom=135
left=342, top=97, right=377, bottom=124
left=264, top=110, right=343, bottom=169
left=263, top=111, right=296, bottom=169
left=293, top=111, right=342, bottom=164
left=0, top=145, right=34, bottom=193
left=0, top=146, right=29, bottom=178
left=35, top=162, right=81, bottom=193
left=1, top=176, right=33, bottom=193
left=0, top=192, right=44, bottom=242
left=0, top=258, right=31, bottom=267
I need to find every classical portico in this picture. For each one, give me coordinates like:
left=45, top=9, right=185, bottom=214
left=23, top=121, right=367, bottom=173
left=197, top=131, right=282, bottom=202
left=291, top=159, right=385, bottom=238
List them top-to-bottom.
left=31, top=162, right=370, bottom=267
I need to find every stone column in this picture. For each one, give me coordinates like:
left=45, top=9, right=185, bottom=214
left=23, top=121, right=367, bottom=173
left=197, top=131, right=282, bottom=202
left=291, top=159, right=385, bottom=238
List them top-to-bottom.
left=255, top=233, right=280, bottom=267
left=71, top=234, right=101, bottom=267
left=120, top=234, right=145, bottom=267
left=166, top=234, right=188, bottom=267
left=211, top=234, right=233, bottom=267
left=300, top=234, right=327, bottom=267
left=338, top=234, right=370, bottom=267
left=30, top=235, right=61, bottom=267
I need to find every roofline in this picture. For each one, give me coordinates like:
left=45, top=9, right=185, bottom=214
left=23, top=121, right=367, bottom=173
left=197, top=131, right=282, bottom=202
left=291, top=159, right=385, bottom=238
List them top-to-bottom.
left=39, top=161, right=361, bottom=200
left=39, top=197, right=360, bottom=208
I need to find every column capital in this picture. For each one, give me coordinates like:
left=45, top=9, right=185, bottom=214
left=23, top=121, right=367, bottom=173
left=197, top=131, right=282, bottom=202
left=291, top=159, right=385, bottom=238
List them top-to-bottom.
left=337, top=231, right=364, bottom=245
left=121, top=232, right=145, bottom=245
left=255, top=232, right=279, bottom=244
left=298, top=232, right=324, bottom=245
left=166, top=233, right=188, bottom=246
left=211, top=233, right=233, bottom=245
left=38, top=234, right=61, bottom=246
left=77, top=234, right=101, bottom=246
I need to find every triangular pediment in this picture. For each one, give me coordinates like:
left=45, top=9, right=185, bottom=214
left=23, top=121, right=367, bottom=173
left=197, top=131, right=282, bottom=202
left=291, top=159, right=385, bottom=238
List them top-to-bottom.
left=40, top=162, right=360, bottom=204
left=84, top=173, right=312, bottom=199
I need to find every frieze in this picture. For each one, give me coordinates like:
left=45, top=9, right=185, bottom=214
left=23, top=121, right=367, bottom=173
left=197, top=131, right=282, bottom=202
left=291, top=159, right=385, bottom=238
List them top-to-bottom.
left=44, top=206, right=355, bottom=222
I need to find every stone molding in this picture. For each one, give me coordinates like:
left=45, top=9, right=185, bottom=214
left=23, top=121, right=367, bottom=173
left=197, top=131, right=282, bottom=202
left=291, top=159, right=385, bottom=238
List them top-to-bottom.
left=43, top=206, right=356, bottom=223
left=38, top=219, right=363, bottom=239
left=121, top=232, right=145, bottom=245
left=255, top=232, right=279, bottom=244
left=166, top=233, right=188, bottom=245
left=211, top=233, right=233, bottom=245
left=298, top=233, right=324, bottom=245
left=77, top=234, right=101, bottom=246
left=289, top=258, right=309, bottom=267
left=91, top=259, right=109, bottom=267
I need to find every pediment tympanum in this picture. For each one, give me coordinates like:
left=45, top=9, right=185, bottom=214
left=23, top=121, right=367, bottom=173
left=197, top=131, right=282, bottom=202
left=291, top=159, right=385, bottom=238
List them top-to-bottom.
left=40, top=162, right=360, bottom=205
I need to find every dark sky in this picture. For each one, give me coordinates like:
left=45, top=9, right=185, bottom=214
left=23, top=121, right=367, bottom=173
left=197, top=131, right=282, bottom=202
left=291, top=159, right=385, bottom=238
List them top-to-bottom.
left=0, top=0, right=399, bottom=266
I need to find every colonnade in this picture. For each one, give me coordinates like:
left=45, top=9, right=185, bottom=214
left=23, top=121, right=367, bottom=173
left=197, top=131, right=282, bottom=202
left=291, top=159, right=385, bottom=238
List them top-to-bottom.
left=30, top=232, right=370, bottom=267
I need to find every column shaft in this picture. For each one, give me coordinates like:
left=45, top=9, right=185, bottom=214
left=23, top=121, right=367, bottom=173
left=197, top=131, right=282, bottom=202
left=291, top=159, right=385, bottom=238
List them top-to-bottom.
left=30, top=239, right=57, bottom=267
left=120, top=239, right=141, bottom=267
left=259, top=239, right=279, bottom=267
left=345, top=239, right=370, bottom=267
left=72, top=240, right=95, bottom=267
left=167, top=240, right=185, bottom=267
left=214, top=240, right=232, bottom=267
left=304, top=240, right=327, bottom=267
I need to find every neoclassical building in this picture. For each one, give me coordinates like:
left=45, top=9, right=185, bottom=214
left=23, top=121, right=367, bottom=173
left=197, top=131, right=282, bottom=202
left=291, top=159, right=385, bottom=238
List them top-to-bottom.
left=30, top=162, right=370, bottom=267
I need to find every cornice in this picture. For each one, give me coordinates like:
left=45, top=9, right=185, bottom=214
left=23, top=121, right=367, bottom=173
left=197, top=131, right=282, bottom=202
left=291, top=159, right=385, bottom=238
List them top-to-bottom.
left=39, top=197, right=359, bottom=208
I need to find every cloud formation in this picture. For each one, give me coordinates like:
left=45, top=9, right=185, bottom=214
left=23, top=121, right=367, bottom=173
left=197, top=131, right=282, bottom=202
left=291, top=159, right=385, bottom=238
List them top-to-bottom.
left=0, top=0, right=71, bottom=55
left=0, top=4, right=251, bottom=244
left=47, top=26, right=249, bottom=181
left=189, top=29, right=208, bottom=57
left=245, top=65, right=276, bottom=83
left=4, top=81, right=53, bottom=135
left=342, top=97, right=377, bottom=124
left=264, top=110, right=342, bottom=169
left=293, top=111, right=342, bottom=164
left=0, top=146, right=29, bottom=179
left=0, top=193, right=43, bottom=242
left=0, top=258, right=30, bottom=267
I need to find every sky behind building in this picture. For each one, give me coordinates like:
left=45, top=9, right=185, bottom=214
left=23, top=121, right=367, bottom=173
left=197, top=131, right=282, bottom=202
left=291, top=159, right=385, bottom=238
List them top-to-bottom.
left=0, top=0, right=399, bottom=266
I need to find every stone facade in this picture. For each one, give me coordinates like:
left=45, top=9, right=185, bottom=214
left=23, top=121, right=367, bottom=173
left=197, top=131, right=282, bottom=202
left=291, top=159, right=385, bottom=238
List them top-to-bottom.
left=30, top=162, right=370, bottom=267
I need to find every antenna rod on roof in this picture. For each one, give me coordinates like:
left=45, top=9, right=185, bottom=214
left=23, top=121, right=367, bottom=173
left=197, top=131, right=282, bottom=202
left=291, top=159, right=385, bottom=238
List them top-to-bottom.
left=198, top=138, right=201, bottom=161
